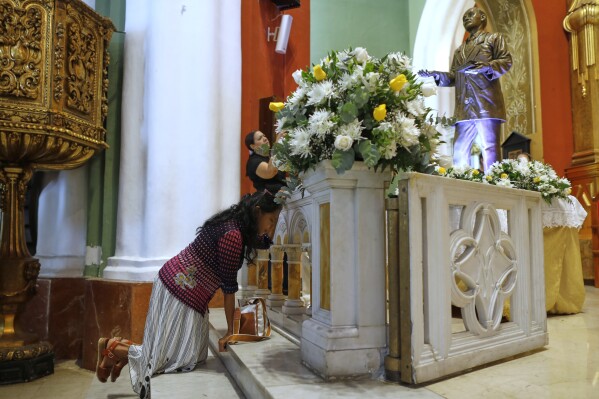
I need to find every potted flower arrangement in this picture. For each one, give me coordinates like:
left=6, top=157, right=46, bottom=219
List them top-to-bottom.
left=270, top=47, right=440, bottom=193
left=434, top=159, right=572, bottom=204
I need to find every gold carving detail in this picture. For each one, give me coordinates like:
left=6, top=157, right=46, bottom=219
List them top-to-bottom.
left=564, top=0, right=599, bottom=97
left=0, top=1, right=45, bottom=99
left=65, top=4, right=97, bottom=115
left=53, top=22, right=64, bottom=101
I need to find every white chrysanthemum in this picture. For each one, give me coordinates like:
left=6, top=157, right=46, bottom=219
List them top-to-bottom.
left=386, top=52, right=412, bottom=70
left=339, top=72, right=359, bottom=91
left=361, top=72, right=380, bottom=92
left=307, top=81, right=335, bottom=106
left=288, top=86, right=306, bottom=108
left=406, top=98, right=426, bottom=117
left=309, top=110, right=336, bottom=137
left=397, top=114, right=420, bottom=147
left=275, top=116, right=288, bottom=134
left=337, top=118, right=364, bottom=140
left=377, top=121, right=394, bottom=132
left=289, top=127, right=312, bottom=158
left=382, top=141, right=398, bottom=160
left=514, top=161, right=530, bottom=176
left=452, top=164, right=470, bottom=175
left=496, top=178, right=513, bottom=188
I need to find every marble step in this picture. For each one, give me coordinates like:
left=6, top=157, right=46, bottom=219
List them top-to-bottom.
left=207, top=310, right=443, bottom=399
left=85, top=349, right=245, bottom=399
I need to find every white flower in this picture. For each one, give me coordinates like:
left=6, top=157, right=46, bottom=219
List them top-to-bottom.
left=352, top=47, right=370, bottom=63
left=386, top=52, right=412, bottom=70
left=292, top=69, right=304, bottom=85
left=339, top=72, right=360, bottom=91
left=362, top=72, right=381, bottom=92
left=307, top=81, right=335, bottom=106
left=421, top=83, right=437, bottom=97
left=288, top=86, right=306, bottom=107
left=406, top=98, right=426, bottom=117
left=309, top=110, right=336, bottom=137
left=397, top=114, right=420, bottom=147
left=275, top=116, right=288, bottom=134
left=337, top=118, right=364, bottom=140
left=289, top=127, right=312, bottom=158
left=334, top=135, right=354, bottom=151
left=382, top=141, right=398, bottom=159
left=514, top=161, right=530, bottom=176
left=496, top=178, right=513, bottom=188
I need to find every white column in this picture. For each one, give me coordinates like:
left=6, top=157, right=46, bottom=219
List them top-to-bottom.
left=103, top=0, right=241, bottom=281
left=36, top=169, right=88, bottom=278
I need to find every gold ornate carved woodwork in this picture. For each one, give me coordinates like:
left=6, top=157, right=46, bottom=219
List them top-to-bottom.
left=0, top=0, right=114, bottom=350
left=564, top=0, right=599, bottom=97
left=0, top=1, right=45, bottom=100
left=0, top=341, right=51, bottom=361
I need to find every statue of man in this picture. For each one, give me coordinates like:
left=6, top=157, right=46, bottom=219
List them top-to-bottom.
left=419, top=7, right=512, bottom=170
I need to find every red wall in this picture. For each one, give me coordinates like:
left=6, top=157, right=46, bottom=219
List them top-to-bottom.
left=240, top=0, right=310, bottom=195
left=531, top=1, right=573, bottom=175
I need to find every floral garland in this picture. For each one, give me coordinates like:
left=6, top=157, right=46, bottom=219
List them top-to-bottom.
left=269, top=47, right=440, bottom=193
left=433, top=159, right=571, bottom=203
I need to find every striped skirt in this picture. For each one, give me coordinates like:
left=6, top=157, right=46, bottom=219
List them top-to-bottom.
left=128, top=277, right=209, bottom=399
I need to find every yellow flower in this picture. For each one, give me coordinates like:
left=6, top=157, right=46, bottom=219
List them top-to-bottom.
left=313, top=65, right=327, bottom=81
left=389, top=74, right=408, bottom=91
left=269, top=102, right=285, bottom=112
left=373, top=104, right=387, bottom=121
left=437, top=167, right=446, bottom=175
left=472, top=169, right=480, bottom=176
left=500, top=173, right=508, bottom=179
left=486, top=175, right=493, bottom=181
left=533, top=176, right=541, bottom=183
left=565, top=188, right=572, bottom=195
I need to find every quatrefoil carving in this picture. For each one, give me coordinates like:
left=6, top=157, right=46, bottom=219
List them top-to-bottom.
left=449, top=202, right=517, bottom=337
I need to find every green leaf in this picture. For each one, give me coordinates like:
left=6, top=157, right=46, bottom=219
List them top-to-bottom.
left=352, top=87, right=370, bottom=108
left=340, top=102, right=358, bottom=123
left=358, top=140, right=381, bottom=168
left=331, top=148, right=355, bottom=174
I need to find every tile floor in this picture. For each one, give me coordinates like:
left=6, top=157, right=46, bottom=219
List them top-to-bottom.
left=0, top=286, right=597, bottom=399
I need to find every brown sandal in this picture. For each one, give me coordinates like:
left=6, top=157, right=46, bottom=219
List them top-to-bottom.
left=96, top=337, right=112, bottom=383
left=110, top=338, right=133, bottom=382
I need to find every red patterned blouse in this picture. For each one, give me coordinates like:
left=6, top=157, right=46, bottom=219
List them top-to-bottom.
left=158, top=219, right=244, bottom=315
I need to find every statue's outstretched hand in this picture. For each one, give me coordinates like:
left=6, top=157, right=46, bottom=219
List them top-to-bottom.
left=418, top=69, right=439, bottom=79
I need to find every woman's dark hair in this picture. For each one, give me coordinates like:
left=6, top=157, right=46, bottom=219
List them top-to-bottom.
left=244, top=130, right=258, bottom=152
left=197, top=190, right=281, bottom=262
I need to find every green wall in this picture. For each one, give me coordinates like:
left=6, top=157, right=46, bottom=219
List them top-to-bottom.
left=310, top=0, right=426, bottom=65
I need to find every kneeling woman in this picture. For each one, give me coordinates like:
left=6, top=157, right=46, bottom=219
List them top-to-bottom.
left=95, top=191, right=281, bottom=398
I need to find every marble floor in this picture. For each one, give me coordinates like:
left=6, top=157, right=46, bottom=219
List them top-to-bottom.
left=0, top=286, right=597, bottom=399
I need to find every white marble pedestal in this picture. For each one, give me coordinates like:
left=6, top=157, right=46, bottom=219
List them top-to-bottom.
left=299, top=160, right=390, bottom=379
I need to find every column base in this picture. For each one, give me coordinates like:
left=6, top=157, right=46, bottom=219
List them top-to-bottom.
left=237, top=286, right=257, bottom=301
left=266, top=294, right=286, bottom=308
left=282, top=299, right=306, bottom=315
left=300, top=318, right=385, bottom=379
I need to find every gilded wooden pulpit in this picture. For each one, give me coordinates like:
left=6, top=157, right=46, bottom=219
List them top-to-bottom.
left=0, top=0, right=114, bottom=383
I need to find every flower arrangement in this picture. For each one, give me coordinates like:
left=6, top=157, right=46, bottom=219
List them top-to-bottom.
left=270, top=47, right=440, bottom=190
left=434, top=159, right=572, bottom=203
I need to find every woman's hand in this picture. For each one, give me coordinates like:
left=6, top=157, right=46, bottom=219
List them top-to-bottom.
left=218, top=332, right=233, bottom=352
